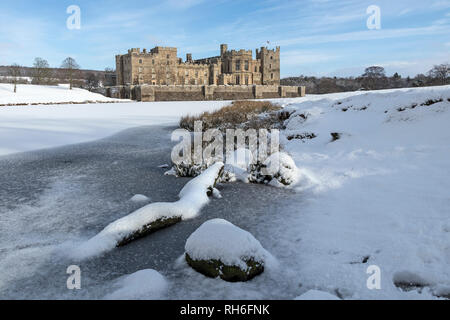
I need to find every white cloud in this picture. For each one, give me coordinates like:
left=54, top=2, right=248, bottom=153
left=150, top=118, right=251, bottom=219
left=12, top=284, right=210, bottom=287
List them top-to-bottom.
left=277, top=24, right=450, bottom=46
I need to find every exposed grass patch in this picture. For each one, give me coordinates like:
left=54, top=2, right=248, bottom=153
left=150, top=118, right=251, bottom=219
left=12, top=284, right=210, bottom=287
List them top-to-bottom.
left=180, top=100, right=283, bottom=131
left=287, top=132, right=317, bottom=141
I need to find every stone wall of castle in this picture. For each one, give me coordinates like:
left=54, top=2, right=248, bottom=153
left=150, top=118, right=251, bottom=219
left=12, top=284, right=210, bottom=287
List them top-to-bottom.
left=97, top=85, right=305, bottom=102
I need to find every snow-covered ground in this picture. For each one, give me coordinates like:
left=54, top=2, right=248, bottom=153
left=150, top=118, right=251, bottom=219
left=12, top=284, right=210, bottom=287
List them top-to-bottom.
left=0, top=83, right=124, bottom=106
left=0, top=85, right=449, bottom=299
left=272, top=85, right=450, bottom=299
left=0, top=89, right=229, bottom=156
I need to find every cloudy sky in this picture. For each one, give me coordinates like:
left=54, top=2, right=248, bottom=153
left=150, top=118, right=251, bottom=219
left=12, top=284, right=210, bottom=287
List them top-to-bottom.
left=0, top=0, right=449, bottom=77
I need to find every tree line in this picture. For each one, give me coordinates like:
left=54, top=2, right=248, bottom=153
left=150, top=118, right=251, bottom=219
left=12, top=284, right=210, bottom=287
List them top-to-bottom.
left=3, top=57, right=116, bottom=93
left=281, top=63, right=450, bottom=94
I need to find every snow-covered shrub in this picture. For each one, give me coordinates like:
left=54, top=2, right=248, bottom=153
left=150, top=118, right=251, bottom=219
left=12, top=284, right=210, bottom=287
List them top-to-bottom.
left=179, top=100, right=282, bottom=131
left=248, top=152, right=299, bottom=186
left=184, top=219, right=270, bottom=282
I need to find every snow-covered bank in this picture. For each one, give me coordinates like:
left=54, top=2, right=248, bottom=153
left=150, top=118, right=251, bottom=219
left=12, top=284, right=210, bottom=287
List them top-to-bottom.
left=0, top=83, right=124, bottom=105
left=273, top=85, right=450, bottom=299
left=0, top=99, right=229, bottom=156
left=72, top=162, right=224, bottom=260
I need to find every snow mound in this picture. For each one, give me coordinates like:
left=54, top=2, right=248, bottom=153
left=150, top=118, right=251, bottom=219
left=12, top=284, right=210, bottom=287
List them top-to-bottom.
left=71, top=162, right=224, bottom=260
left=129, top=194, right=150, bottom=203
left=185, top=219, right=270, bottom=269
left=104, top=269, right=168, bottom=300
left=294, top=289, right=340, bottom=300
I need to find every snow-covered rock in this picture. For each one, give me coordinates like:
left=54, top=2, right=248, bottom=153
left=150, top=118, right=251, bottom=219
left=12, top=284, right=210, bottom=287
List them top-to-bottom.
left=71, top=162, right=224, bottom=259
left=185, top=219, right=270, bottom=282
left=104, top=269, right=168, bottom=300
left=294, top=290, right=340, bottom=300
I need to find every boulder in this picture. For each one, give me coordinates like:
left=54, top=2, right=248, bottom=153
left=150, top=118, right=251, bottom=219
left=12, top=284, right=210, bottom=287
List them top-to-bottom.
left=185, top=219, right=268, bottom=282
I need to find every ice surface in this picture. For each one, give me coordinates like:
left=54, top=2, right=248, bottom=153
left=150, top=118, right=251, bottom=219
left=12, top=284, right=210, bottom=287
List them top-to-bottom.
left=71, top=163, right=224, bottom=260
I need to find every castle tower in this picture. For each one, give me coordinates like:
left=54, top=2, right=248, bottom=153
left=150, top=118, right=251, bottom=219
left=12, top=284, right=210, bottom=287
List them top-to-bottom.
left=258, top=46, right=280, bottom=85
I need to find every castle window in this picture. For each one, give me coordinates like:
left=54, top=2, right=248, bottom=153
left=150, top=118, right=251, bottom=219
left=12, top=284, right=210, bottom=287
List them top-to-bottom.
left=167, top=54, right=170, bottom=59
left=270, top=56, right=273, bottom=60
left=139, top=59, right=143, bottom=64
left=152, top=59, right=155, bottom=65
left=235, top=60, right=240, bottom=71
left=167, top=61, right=170, bottom=65
left=244, top=61, right=249, bottom=71
left=255, top=66, right=257, bottom=72
left=195, top=71, right=198, bottom=77
left=271, top=73, right=274, bottom=79
left=245, top=75, right=249, bottom=85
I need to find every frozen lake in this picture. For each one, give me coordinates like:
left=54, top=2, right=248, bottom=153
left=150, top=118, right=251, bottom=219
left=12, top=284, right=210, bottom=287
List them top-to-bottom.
left=0, top=124, right=299, bottom=299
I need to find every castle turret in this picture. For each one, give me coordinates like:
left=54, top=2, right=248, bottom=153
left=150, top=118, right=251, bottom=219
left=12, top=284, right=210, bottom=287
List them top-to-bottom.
left=220, top=44, right=228, bottom=56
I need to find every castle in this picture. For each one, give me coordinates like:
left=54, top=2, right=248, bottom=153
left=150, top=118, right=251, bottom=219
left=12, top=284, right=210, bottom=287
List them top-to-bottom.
left=96, top=44, right=304, bottom=101
left=115, top=44, right=280, bottom=86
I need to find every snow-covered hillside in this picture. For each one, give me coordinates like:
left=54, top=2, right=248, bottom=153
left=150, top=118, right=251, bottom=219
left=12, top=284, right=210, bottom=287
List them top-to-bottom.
left=0, top=83, right=123, bottom=105
left=271, top=85, right=450, bottom=299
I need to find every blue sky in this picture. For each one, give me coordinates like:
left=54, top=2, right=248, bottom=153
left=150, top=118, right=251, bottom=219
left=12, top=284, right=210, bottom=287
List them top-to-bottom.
left=0, top=0, right=449, bottom=77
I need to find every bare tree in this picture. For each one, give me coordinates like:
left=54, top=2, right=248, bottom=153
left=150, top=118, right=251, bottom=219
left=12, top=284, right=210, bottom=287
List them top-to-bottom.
left=32, top=57, right=52, bottom=85
left=60, top=57, right=80, bottom=90
left=428, top=63, right=449, bottom=85
left=8, top=64, right=22, bottom=93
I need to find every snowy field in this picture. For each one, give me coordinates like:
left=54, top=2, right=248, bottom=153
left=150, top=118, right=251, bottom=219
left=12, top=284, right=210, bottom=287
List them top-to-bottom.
left=0, top=83, right=125, bottom=106
left=0, top=85, right=449, bottom=300
left=0, top=85, right=229, bottom=155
